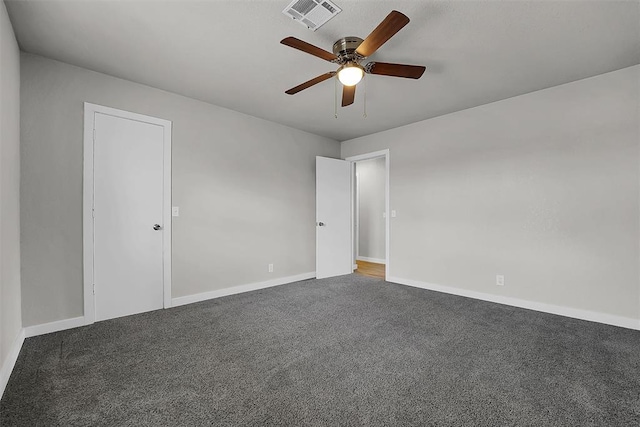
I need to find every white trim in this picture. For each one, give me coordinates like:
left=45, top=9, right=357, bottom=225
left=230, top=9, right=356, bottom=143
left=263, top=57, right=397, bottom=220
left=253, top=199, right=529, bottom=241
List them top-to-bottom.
left=83, top=103, right=172, bottom=325
left=83, top=104, right=95, bottom=324
left=162, top=118, right=173, bottom=310
left=345, top=149, right=390, bottom=281
left=345, top=149, right=389, bottom=162
left=384, top=153, right=390, bottom=280
left=355, top=167, right=359, bottom=268
left=357, top=256, right=386, bottom=265
left=353, top=264, right=358, bottom=270
left=172, top=272, right=316, bottom=307
left=388, top=276, right=640, bottom=331
left=24, top=316, right=87, bottom=338
left=0, top=328, right=25, bottom=400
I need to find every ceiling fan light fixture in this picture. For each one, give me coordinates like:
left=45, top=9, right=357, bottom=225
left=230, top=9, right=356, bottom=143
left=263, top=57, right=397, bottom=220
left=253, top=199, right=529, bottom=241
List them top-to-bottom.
left=337, top=63, right=364, bottom=86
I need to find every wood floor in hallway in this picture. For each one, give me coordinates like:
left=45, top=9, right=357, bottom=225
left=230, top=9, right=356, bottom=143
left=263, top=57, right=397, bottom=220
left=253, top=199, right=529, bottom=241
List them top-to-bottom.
left=355, top=260, right=385, bottom=279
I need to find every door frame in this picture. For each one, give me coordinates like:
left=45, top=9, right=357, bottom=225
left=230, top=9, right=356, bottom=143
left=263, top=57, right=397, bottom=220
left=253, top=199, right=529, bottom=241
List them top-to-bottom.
left=83, top=102, right=172, bottom=325
left=345, top=149, right=390, bottom=280
left=355, top=168, right=360, bottom=267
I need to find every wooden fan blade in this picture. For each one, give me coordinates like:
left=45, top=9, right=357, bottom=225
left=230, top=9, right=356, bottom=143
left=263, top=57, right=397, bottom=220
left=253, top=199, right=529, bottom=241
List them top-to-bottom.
left=355, top=10, right=410, bottom=57
left=281, top=37, right=338, bottom=62
left=365, top=62, right=426, bottom=79
left=285, top=72, right=336, bottom=95
left=342, top=85, right=356, bottom=107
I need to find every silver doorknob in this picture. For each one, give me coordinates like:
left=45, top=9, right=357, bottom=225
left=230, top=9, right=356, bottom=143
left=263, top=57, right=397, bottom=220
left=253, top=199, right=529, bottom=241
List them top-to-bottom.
left=318, top=222, right=325, bottom=227
left=153, top=224, right=162, bottom=231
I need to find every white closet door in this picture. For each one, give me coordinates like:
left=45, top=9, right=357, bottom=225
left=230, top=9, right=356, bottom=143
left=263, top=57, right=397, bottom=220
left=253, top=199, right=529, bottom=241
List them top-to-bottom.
left=93, top=112, right=165, bottom=321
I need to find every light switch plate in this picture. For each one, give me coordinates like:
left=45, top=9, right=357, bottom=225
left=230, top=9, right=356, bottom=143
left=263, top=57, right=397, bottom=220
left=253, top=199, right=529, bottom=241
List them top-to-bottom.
left=172, top=207, right=180, bottom=217
left=391, top=210, right=397, bottom=218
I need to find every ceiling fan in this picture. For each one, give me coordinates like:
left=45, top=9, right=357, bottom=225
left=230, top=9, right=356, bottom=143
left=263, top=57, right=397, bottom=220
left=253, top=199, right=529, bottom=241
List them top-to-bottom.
left=281, top=10, right=426, bottom=107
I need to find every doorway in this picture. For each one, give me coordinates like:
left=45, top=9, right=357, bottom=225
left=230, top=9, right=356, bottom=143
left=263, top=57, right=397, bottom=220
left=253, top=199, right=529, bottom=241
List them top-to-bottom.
left=83, top=103, right=172, bottom=323
left=315, top=150, right=389, bottom=281
left=346, top=150, right=390, bottom=281
left=354, top=157, right=386, bottom=279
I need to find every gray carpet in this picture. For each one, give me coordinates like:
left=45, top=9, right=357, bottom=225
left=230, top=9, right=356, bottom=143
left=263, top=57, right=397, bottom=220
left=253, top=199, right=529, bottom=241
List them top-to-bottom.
left=1, top=274, right=639, bottom=426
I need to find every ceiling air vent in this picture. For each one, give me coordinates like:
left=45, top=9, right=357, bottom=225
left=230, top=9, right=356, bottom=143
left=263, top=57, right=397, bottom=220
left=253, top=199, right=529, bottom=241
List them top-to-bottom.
left=282, top=0, right=341, bottom=32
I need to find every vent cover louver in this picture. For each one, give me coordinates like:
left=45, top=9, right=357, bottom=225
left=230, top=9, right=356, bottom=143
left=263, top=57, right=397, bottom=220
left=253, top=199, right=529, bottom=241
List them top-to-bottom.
left=282, top=0, right=341, bottom=31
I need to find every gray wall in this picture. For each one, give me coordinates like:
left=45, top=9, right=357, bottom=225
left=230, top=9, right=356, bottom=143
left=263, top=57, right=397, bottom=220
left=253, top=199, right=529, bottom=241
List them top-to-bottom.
left=0, top=2, right=22, bottom=369
left=20, top=53, right=339, bottom=326
left=343, top=66, right=640, bottom=321
left=356, top=158, right=385, bottom=262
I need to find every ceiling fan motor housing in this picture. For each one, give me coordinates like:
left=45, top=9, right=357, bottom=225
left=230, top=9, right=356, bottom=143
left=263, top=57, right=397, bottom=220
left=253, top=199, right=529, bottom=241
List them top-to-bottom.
left=332, top=37, right=364, bottom=63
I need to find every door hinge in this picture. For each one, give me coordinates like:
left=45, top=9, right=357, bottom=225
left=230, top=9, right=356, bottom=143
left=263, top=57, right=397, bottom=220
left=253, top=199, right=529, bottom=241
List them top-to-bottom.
left=92, top=208, right=95, bottom=218
left=93, top=284, right=95, bottom=295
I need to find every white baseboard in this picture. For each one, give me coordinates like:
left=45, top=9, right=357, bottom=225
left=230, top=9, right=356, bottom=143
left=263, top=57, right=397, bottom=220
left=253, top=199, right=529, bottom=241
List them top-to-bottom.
left=357, top=256, right=386, bottom=265
left=172, top=272, right=316, bottom=307
left=387, top=276, right=640, bottom=331
left=24, top=316, right=86, bottom=338
left=0, top=328, right=25, bottom=400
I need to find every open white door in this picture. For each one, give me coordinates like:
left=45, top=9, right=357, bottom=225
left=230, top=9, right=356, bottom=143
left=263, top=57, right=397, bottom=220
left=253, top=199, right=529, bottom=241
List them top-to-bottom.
left=316, top=156, right=352, bottom=279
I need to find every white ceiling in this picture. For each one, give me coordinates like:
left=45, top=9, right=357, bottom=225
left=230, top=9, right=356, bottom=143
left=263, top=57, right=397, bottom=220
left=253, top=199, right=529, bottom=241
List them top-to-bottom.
left=6, top=0, right=640, bottom=141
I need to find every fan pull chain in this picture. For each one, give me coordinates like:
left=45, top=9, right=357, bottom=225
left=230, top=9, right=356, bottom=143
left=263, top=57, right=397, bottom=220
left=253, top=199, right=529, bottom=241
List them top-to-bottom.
left=363, top=76, right=367, bottom=118
left=334, top=78, right=338, bottom=119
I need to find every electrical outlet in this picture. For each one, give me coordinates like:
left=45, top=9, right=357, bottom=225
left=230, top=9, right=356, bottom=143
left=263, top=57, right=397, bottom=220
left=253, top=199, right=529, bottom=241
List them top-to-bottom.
left=171, top=206, right=180, bottom=217
left=391, top=210, right=397, bottom=218
left=268, top=264, right=274, bottom=273
left=496, top=275, right=505, bottom=286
